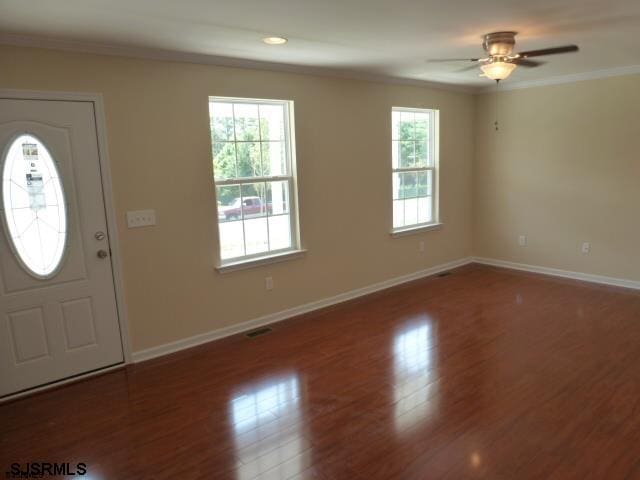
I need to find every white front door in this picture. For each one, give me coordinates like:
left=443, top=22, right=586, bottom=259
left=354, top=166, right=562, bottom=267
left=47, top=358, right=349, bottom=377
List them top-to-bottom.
left=0, top=97, right=123, bottom=397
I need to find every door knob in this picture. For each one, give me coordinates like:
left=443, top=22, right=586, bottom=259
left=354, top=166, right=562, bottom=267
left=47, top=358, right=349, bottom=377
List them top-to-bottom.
left=97, top=249, right=109, bottom=259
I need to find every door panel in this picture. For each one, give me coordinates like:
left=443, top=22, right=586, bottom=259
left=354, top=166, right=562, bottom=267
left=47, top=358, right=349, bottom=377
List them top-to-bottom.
left=0, top=98, right=123, bottom=397
left=61, top=297, right=97, bottom=349
left=7, top=307, right=49, bottom=363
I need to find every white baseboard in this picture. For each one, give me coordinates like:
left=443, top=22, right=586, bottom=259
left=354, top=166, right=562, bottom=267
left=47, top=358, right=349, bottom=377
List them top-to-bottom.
left=131, top=256, right=473, bottom=363
left=473, top=257, right=640, bottom=291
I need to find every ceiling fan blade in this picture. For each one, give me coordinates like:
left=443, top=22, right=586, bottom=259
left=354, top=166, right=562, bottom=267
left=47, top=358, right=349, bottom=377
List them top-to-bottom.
left=518, top=45, right=579, bottom=58
left=426, top=58, right=481, bottom=63
left=511, top=58, right=544, bottom=67
left=456, top=63, right=481, bottom=72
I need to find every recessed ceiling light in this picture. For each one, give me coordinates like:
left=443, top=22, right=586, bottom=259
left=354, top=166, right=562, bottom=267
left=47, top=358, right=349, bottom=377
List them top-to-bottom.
left=262, top=36, right=288, bottom=45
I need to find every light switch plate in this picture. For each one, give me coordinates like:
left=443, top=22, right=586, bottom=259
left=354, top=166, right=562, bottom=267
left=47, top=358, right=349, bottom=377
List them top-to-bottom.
left=127, top=209, right=156, bottom=228
left=518, top=235, right=527, bottom=247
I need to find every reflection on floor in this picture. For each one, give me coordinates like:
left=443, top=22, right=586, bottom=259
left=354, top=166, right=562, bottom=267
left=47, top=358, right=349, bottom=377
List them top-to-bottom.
left=2, top=264, right=640, bottom=479
left=393, top=322, right=438, bottom=434
left=231, top=375, right=307, bottom=480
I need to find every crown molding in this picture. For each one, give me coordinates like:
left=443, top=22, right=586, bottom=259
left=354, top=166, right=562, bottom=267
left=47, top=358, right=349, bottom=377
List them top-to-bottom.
left=0, top=33, right=477, bottom=94
left=478, top=64, right=640, bottom=93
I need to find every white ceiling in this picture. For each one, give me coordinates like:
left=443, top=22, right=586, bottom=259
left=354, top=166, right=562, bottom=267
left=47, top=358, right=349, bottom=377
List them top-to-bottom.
left=1, top=0, right=639, bottom=88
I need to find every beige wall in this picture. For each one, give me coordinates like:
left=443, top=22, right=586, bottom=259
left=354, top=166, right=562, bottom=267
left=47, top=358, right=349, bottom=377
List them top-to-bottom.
left=0, top=45, right=475, bottom=352
left=2, top=45, right=638, bottom=355
left=474, top=75, right=640, bottom=281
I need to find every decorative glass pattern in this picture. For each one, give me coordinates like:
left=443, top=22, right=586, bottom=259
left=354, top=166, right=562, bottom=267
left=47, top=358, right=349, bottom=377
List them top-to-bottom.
left=1, top=134, right=67, bottom=278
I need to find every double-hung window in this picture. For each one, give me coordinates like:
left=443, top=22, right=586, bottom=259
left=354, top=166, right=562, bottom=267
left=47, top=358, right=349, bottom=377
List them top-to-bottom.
left=209, top=97, right=300, bottom=265
left=391, top=107, right=439, bottom=232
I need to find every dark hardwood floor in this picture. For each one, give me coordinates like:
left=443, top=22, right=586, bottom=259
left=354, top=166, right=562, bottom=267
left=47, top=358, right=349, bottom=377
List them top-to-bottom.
left=2, top=264, right=640, bottom=479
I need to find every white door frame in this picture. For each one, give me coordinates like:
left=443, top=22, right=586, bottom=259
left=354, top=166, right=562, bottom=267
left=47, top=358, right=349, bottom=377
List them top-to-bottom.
left=0, top=89, right=133, bottom=373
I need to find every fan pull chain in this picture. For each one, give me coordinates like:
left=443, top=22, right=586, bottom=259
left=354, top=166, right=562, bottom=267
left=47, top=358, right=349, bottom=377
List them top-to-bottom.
left=494, top=79, right=500, bottom=132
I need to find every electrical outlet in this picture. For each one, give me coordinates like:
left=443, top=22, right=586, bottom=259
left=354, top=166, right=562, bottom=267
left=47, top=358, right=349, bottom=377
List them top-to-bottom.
left=126, top=209, right=156, bottom=228
left=518, top=235, right=527, bottom=247
left=419, top=241, right=425, bottom=252
left=581, top=242, right=591, bottom=254
left=265, top=276, right=273, bottom=291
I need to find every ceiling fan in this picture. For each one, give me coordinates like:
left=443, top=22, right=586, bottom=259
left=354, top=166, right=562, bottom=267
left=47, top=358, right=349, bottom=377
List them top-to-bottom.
left=430, top=31, right=579, bottom=81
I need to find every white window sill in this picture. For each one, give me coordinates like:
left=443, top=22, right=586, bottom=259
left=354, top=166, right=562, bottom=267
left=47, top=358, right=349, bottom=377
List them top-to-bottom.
left=390, top=223, right=443, bottom=238
left=216, top=249, right=307, bottom=273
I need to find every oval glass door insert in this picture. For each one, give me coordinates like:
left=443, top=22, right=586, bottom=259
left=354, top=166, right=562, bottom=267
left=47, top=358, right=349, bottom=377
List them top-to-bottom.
left=1, top=134, right=67, bottom=278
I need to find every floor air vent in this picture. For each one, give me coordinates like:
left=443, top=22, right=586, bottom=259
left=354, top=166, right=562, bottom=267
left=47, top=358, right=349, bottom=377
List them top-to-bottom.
left=437, top=272, right=452, bottom=277
left=245, top=327, right=273, bottom=338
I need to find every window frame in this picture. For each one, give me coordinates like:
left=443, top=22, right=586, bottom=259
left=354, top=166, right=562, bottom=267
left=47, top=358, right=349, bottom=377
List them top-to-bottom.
left=209, top=96, right=302, bottom=268
left=390, top=106, right=440, bottom=235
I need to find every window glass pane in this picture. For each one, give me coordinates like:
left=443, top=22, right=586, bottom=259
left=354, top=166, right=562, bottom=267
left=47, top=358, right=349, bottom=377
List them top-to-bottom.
left=210, top=102, right=235, bottom=141
left=234, top=103, right=260, bottom=141
left=259, top=104, right=285, bottom=141
left=392, top=111, right=401, bottom=140
left=398, top=111, right=414, bottom=141
left=414, top=112, right=429, bottom=129
left=415, top=112, right=429, bottom=166
left=2, top=134, right=67, bottom=278
left=415, top=138, right=428, bottom=167
left=261, top=141, right=286, bottom=176
left=392, top=141, right=400, bottom=169
left=399, top=141, right=415, bottom=168
left=213, top=142, right=236, bottom=180
left=236, top=142, right=262, bottom=177
left=417, top=171, right=432, bottom=197
left=392, top=172, right=401, bottom=200
left=399, top=172, right=418, bottom=199
left=266, top=181, right=290, bottom=215
left=240, top=183, right=267, bottom=218
left=217, top=185, right=242, bottom=221
left=417, top=196, right=432, bottom=224
left=404, top=197, right=418, bottom=226
left=393, top=200, right=405, bottom=229
left=268, top=214, right=291, bottom=251
left=244, top=217, right=269, bottom=255
left=219, top=220, right=245, bottom=260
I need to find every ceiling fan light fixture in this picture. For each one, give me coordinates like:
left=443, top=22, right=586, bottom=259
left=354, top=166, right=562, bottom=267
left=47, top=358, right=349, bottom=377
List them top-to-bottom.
left=262, top=36, right=288, bottom=45
left=480, top=61, right=517, bottom=81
